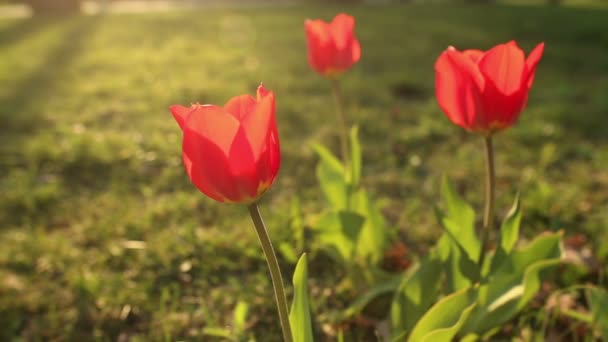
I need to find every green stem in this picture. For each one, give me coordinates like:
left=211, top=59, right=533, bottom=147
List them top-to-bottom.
left=330, top=78, right=350, bottom=166
left=479, top=136, right=495, bottom=268
left=247, top=203, right=293, bottom=342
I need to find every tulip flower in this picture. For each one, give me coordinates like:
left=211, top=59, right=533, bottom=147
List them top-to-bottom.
left=305, top=13, right=361, bottom=78
left=435, top=40, right=544, bottom=135
left=435, top=41, right=544, bottom=268
left=170, top=84, right=280, bottom=204
left=170, top=85, right=293, bottom=341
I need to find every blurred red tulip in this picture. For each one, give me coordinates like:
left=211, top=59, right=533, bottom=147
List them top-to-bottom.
left=305, top=13, right=361, bottom=77
left=435, top=41, right=544, bottom=135
left=170, top=84, right=280, bottom=203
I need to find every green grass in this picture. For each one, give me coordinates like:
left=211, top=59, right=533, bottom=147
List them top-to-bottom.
left=1, top=3, right=607, bottom=340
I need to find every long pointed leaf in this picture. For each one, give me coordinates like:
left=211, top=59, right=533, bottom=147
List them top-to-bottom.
left=439, top=176, right=480, bottom=264
left=500, top=194, right=521, bottom=254
left=290, top=254, right=314, bottom=342
left=408, top=286, right=477, bottom=342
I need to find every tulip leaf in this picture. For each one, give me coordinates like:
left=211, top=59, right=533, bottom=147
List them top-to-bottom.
left=349, top=126, right=361, bottom=187
left=313, top=143, right=345, bottom=174
left=313, top=144, right=347, bottom=209
left=439, top=176, right=480, bottom=264
left=352, top=189, right=388, bottom=263
left=500, top=194, right=521, bottom=254
left=315, top=210, right=364, bottom=263
left=436, top=231, right=478, bottom=293
left=462, top=232, right=563, bottom=335
left=290, top=254, right=314, bottom=342
left=390, top=254, right=443, bottom=338
left=341, top=274, right=402, bottom=319
left=408, top=286, right=478, bottom=342
left=588, top=287, right=608, bottom=341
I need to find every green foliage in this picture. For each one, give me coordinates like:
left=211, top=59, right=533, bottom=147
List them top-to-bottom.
left=349, top=126, right=362, bottom=187
left=312, top=127, right=390, bottom=270
left=313, top=144, right=348, bottom=210
left=438, top=176, right=480, bottom=264
left=435, top=177, right=480, bottom=292
left=391, top=178, right=565, bottom=340
left=351, top=188, right=388, bottom=264
left=499, top=194, right=522, bottom=254
left=315, top=210, right=365, bottom=263
left=462, top=232, right=563, bottom=335
left=290, top=254, right=314, bottom=342
left=390, top=255, right=443, bottom=337
left=340, top=274, right=402, bottom=319
left=407, top=287, right=478, bottom=342
left=588, top=287, right=608, bottom=341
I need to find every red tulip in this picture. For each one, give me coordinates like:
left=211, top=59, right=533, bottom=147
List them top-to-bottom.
left=305, top=13, right=361, bottom=77
left=435, top=40, right=544, bottom=135
left=170, top=84, right=280, bottom=204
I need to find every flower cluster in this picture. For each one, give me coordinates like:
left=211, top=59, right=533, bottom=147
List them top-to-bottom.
left=168, top=12, right=547, bottom=342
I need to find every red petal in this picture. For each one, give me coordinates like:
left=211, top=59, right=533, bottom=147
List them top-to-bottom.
left=330, top=13, right=355, bottom=50
left=330, top=13, right=360, bottom=73
left=305, top=18, right=336, bottom=75
left=351, top=38, right=361, bottom=64
left=478, top=41, right=526, bottom=96
left=524, top=42, right=545, bottom=88
left=435, top=48, right=485, bottom=130
left=462, top=49, right=484, bottom=63
left=257, top=83, right=269, bottom=101
left=255, top=85, right=280, bottom=189
left=242, top=90, right=276, bottom=161
left=224, top=94, right=256, bottom=121
left=170, top=105, right=193, bottom=130
left=181, top=105, right=243, bottom=201
left=184, top=105, right=239, bottom=156
left=227, top=125, right=259, bottom=200
left=181, top=133, right=224, bottom=202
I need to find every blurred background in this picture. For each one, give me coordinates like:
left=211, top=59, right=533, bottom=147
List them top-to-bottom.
left=1, top=0, right=607, bottom=340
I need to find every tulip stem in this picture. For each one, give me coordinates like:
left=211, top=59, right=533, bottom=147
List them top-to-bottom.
left=330, top=78, right=350, bottom=166
left=480, top=136, right=495, bottom=268
left=247, top=203, right=293, bottom=342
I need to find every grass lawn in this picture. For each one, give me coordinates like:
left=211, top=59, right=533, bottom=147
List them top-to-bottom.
left=1, top=3, right=607, bottom=340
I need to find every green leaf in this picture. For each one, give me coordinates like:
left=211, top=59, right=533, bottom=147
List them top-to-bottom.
left=349, top=125, right=361, bottom=187
left=314, top=144, right=347, bottom=209
left=439, top=176, right=480, bottom=263
left=352, top=189, right=387, bottom=263
left=500, top=194, right=521, bottom=254
left=315, top=210, right=364, bottom=263
left=436, top=232, right=478, bottom=292
left=463, top=232, right=563, bottom=335
left=290, top=254, right=314, bottom=342
left=390, top=255, right=443, bottom=338
left=341, top=275, right=401, bottom=319
left=408, top=287, right=478, bottom=342
left=588, top=287, right=608, bottom=341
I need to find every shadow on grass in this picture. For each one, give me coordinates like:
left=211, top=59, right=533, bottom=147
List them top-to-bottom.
left=0, top=17, right=100, bottom=157
left=0, top=17, right=102, bottom=228
left=0, top=18, right=49, bottom=50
